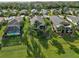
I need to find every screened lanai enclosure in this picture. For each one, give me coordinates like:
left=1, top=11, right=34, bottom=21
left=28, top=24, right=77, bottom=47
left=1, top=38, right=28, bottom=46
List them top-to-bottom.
left=2, top=16, right=23, bottom=46
left=50, top=16, right=73, bottom=35
left=4, top=25, right=21, bottom=37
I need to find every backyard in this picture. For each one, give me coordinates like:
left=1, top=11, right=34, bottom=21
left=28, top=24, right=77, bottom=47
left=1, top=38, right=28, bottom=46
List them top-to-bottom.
left=0, top=16, right=79, bottom=58
left=1, top=31, right=79, bottom=57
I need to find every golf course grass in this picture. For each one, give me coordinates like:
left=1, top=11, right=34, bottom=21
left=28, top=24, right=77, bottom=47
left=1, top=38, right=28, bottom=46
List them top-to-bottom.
left=0, top=16, right=79, bottom=58
left=0, top=45, right=27, bottom=58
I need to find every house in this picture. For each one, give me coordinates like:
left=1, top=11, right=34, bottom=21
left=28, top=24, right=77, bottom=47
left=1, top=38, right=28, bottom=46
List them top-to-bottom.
left=62, top=7, right=73, bottom=15
left=9, top=9, right=18, bottom=16
left=19, top=9, right=28, bottom=16
left=31, top=9, right=38, bottom=15
left=40, top=9, right=48, bottom=16
left=53, top=9, right=62, bottom=15
left=2, top=10, right=8, bottom=16
left=2, top=10, right=8, bottom=13
left=30, top=15, right=46, bottom=31
left=30, top=15, right=52, bottom=38
left=30, top=15, right=44, bottom=25
left=66, top=15, right=79, bottom=30
left=2, top=16, right=23, bottom=46
left=3, top=16, right=23, bottom=37
left=50, top=16, right=72, bottom=34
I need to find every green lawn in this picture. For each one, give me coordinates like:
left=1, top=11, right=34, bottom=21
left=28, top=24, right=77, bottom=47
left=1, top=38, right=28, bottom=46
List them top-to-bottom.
left=1, top=16, right=79, bottom=58
left=22, top=31, right=79, bottom=58
left=0, top=45, right=27, bottom=58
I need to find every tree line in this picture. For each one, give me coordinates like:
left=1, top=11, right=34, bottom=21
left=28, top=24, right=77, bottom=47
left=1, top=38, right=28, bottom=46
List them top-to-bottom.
left=0, top=2, right=79, bottom=10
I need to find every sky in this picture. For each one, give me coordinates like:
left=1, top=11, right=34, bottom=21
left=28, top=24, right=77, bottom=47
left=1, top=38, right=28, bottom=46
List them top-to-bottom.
left=0, top=0, right=78, bottom=2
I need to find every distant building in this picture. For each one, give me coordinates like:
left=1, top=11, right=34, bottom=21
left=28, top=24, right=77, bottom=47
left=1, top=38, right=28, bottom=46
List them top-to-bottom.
left=9, top=9, right=18, bottom=16
left=19, top=9, right=28, bottom=16
left=31, top=9, right=38, bottom=15
left=40, top=9, right=48, bottom=16
left=53, top=9, right=62, bottom=15
left=2, top=10, right=8, bottom=16
left=2, top=10, right=8, bottom=13
left=30, top=15, right=44, bottom=25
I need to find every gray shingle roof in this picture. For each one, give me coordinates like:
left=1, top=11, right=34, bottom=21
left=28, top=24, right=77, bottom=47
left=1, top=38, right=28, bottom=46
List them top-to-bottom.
left=67, top=15, right=79, bottom=23
left=8, top=16, right=23, bottom=26
left=30, top=16, right=44, bottom=25
left=50, top=16, right=64, bottom=27
left=50, top=16, right=71, bottom=28
left=8, top=20, right=20, bottom=26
